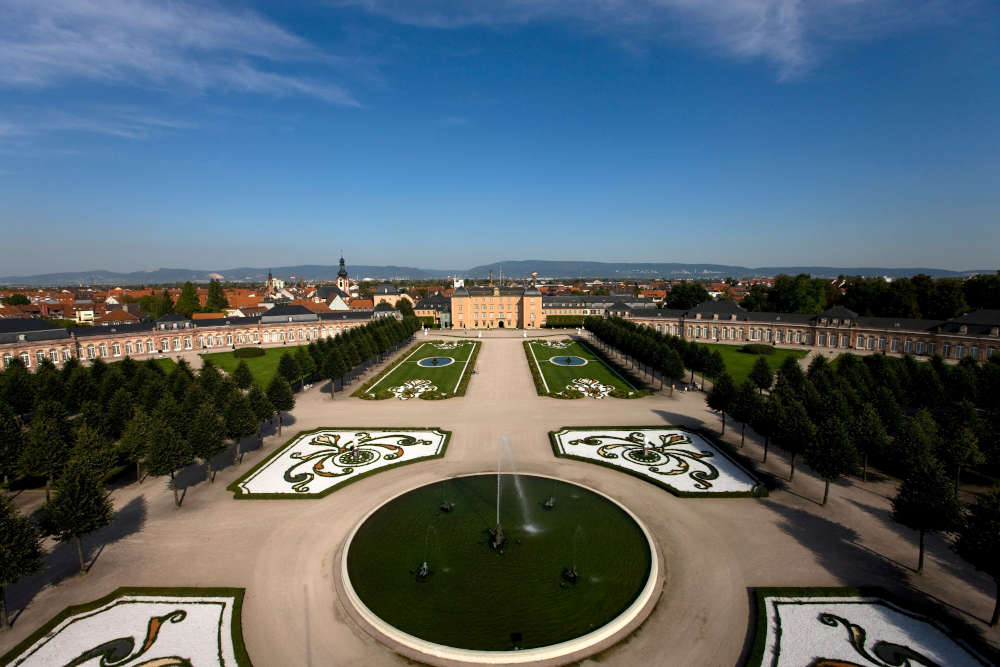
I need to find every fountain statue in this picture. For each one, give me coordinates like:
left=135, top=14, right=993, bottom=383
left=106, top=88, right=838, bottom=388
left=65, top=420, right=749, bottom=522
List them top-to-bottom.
left=543, top=496, right=556, bottom=510
left=415, top=561, right=431, bottom=582
left=561, top=566, right=579, bottom=584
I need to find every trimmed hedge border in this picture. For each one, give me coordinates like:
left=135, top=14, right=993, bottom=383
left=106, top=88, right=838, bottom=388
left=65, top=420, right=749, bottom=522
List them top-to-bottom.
left=452, top=340, right=481, bottom=396
left=523, top=340, right=548, bottom=395
left=233, top=346, right=266, bottom=358
left=548, top=425, right=768, bottom=498
left=227, top=426, right=451, bottom=500
left=745, top=586, right=1000, bottom=667
left=0, top=587, right=252, bottom=667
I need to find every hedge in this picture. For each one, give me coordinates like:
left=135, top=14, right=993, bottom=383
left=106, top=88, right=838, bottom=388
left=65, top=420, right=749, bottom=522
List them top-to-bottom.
left=543, top=315, right=586, bottom=328
left=740, top=344, right=774, bottom=355
left=233, top=346, right=266, bottom=358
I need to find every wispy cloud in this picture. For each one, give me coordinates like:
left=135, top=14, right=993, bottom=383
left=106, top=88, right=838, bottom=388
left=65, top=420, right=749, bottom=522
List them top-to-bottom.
left=0, top=0, right=359, bottom=104
left=338, top=0, right=970, bottom=78
left=0, top=106, right=194, bottom=141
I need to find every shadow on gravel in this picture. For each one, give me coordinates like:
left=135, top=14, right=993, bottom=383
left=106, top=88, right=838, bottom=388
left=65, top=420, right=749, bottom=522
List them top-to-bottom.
left=652, top=409, right=705, bottom=430
left=7, top=496, right=147, bottom=627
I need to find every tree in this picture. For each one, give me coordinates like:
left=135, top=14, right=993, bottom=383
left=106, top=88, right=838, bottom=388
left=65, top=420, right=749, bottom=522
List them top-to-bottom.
left=205, top=278, right=229, bottom=312
left=173, top=281, right=200, bottom=318
left=665, top=282, right=710, bottom=310
left=1, top=293, right=29, bottom=306
left=397, top=298, right=415, bottom=318
left=294, top=347, right=316, bottom=386
left=323, top=348, right=348, bottom=398
left=277, top=352, right=301, bottom=390
left=749, top=356, right=773, bottom=394
left=0, top=359, right=35, bottom=416
left=231, top=360, right=254, bottom=390
left=706, top=372, right=736, bottom=436
left=266, top=377, right=295, bottom=435
left=730, top=381, right=761, bottom=447
left=246, top=384, right=274, bottom=445
left=224, top=393, right=257, bottom=464
left=776, top=399, right=816, bottom=481
left=0, top=404, right=23, bottom=484
left=189, top=404, right=226, bottom=482
left=851, top=404, right=889, bottom=482
left=118, top=409, right=156, bottom=482
left=20, top=412, right=71, bottom=501
left=804, top=417, right=859, bottom=505
left=143, top=419, right=193, bottom=507
left=69, top=423, right=115, bottom=481
left=938, top=426, right=984, bottom=497
left=891, top=462, right=961, bottom=573
left=41, top=466, right=113, bottom=573
left=954, top=489, right=1000, bottom=626
left=0, top=495, right=44, bottom=629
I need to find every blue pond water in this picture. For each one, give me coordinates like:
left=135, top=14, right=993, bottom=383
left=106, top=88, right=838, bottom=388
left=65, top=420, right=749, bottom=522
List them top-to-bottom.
left=418, top=356, right=455, bottom=367
left=550, top=356, right=587, bottom=366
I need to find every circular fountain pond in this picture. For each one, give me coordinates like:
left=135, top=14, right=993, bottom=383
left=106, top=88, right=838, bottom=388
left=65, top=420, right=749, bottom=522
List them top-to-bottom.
left=417, top=356, right=455, bottom=367
left=549, top=356, right=587, bottom=366
left=339, top=474, right=660, bottom=664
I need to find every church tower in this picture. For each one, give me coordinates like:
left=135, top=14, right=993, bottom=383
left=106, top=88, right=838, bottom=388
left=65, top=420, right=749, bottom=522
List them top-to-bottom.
left=336, top=255, right=350, bottom=293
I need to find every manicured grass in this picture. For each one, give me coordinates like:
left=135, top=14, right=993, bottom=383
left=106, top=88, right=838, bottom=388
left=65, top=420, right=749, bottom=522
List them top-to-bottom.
left=526, top=339, right=636, bottom=396
left=357, top=340, right=479, bottom=398
left=701, top=343, right=808, bottom=386
left=200, top=344, right=307, bottom=387
left=149, top=357, right=178, bottom=373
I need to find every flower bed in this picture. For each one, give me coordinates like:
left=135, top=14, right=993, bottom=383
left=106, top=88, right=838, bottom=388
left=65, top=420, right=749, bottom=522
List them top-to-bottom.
left=550, top=426, right=764, bottom=497
left=230, top=427, right=450, bottom=498
left=1, top=588, right=249, bottom=666
left=749, top=588, right=993, bottom=667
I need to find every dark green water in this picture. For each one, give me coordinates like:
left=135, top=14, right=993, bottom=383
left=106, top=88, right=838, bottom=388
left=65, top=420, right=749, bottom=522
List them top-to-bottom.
left=346, top=474, right=653, bottom=651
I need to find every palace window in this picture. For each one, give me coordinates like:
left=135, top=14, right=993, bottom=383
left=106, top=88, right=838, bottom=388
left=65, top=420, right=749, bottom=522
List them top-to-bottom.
left=288, top=330, right=295, bottom=342
left=263, top=331, right=270, bottom=343
left=253, top=332, right=259, bottom=343
left=237, top=333, right=245, bottom=344
left=818, top=333, right=827, bottom=346
left=226, top=334, right=233, bottom=346
left=841, top=334, right=849, bottom=348
left=215, top=335, right=223, bottom=346
left=184, top=337, right=192, bottom=350
left=172, top=338, right=180, bottom=351
left=890, top=338, right=899, bottom=353
left=145, top=340, right=154, bottom=353
left=904, top=340, right=912, bottom=354
left=915, top=341, right=925, bottom=355
left=126, top=342, right=134, bottom=355
left=928, top=342, right=936, bottom=355
left=112, top=343, right=121, bottom=357
left=943, top=343, right=951, bottom=357
left=99, top=344, right=107, bottom=357
left=955, top=344, right=965, bottom=358
left=88, top=345, right=97, bottom=359
left=969, top=346, right=979, bottom=360
left=50, top=349, right=59, bottom=363
left=62, top=349, right=71, bottom=361
left=36, top=350, right=46, bottom=365
left=21, top=352, right=31, bottom=366
left=2, top=354, right=11, bottom=368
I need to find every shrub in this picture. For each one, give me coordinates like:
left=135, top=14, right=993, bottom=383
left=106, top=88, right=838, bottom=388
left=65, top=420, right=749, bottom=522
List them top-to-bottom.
left=740, top=344, right=774, bottom=355
left=234, top=347, right=266, bottom=358
left=373, top=389, right=394, bottom=400
left=561, top=389, right=584, bottom=399
left=419, top=390, right=450, bottom=400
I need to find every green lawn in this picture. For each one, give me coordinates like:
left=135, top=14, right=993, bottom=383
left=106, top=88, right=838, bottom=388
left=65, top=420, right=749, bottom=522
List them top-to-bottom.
left=526, top=339, right=636, bottom=398
left=359, top=341, right=480, bottom=399
left=701, top=343, right=808, bottom=386
left=200, top=345, right=307, bottom=387
left=149, top=357, right=178, bottom=374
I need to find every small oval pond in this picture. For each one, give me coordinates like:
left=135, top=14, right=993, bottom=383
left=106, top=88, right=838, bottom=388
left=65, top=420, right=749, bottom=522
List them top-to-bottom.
left=417, top=356, right=455, bottom=368
left=550, top=356, right=588, bottom=366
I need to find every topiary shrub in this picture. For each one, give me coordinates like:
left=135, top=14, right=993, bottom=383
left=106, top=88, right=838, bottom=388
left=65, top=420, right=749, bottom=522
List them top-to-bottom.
left=740, top=344, right=774, bottom=355
left=234, top=347, right=266, bottom=358
left=561, top=389, right=584, bottom=399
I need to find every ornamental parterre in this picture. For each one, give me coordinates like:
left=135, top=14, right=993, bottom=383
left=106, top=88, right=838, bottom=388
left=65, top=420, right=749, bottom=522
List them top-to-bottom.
left=564, top=377, right=614, bottom=399
left=389, top=378, right=438, bottom=399
left=550, top=427, right=761, bottom=495
left=231, top=428, right=449, bottom=498
left=3, top=589, right=248, bottom=667
left=754, top=592, right=991, bottom=667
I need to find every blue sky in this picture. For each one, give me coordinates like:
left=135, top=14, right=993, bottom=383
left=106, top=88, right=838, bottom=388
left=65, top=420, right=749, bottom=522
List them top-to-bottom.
left=1, top=0, right=997, bottom=275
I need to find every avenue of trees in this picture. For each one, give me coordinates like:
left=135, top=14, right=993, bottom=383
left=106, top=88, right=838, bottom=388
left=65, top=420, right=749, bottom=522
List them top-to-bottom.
left=738, top=271, right=1000, bottom=320
left=588, top=314, right=1000, bottom=625
left=0, top=315, right=419, bottom=627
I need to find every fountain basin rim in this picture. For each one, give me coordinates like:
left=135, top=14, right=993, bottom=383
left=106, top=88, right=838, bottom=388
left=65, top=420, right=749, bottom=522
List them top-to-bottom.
left=336, top=472, right=663, bottom=666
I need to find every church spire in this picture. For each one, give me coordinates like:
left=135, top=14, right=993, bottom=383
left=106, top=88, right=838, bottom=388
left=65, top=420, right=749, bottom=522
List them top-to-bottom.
left=338, top=252, right=348, bottom=278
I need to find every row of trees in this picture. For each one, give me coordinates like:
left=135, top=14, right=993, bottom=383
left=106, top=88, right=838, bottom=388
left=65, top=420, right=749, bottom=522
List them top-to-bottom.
left=739, top=271, right=1000, bottom=319
left=135, top=279, right=230, bottom=319
left=586, top=314, right=1000, bottom=625
left=0, top=315, right=420, bottom=629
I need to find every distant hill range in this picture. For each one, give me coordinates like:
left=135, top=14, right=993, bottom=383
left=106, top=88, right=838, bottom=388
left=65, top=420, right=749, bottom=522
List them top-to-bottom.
left=0, top=261, right=990, bottom=286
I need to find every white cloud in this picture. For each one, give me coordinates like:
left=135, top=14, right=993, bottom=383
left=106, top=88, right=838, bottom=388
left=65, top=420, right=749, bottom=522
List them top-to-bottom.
left=0, top=0, right=359, bottom=104
left=337, top=0, right=969, bottom=78
left=0, top=106, right=194, bottom=141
